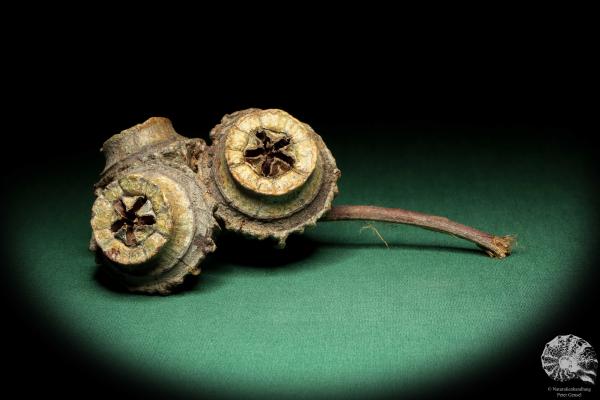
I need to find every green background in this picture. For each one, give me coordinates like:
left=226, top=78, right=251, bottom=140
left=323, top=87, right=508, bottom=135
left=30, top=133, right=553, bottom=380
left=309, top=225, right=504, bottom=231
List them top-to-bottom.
left=6, top=127, right=596, bottom=397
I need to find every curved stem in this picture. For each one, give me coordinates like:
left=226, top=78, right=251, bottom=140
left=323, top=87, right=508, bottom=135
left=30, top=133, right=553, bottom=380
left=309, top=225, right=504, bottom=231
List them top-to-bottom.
left=321, top=205, right=514, bottom=258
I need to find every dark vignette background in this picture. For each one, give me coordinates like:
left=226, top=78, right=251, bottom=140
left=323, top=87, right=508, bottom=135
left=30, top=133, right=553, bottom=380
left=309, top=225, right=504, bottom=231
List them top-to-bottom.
left=2, top=19, right=597, bottom=400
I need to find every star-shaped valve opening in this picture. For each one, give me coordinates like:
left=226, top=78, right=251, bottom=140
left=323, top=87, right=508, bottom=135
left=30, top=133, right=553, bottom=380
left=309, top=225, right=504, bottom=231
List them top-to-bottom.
left=244, top=130, right=295, bottom=178
left=110, top=196, right=157, bottom=247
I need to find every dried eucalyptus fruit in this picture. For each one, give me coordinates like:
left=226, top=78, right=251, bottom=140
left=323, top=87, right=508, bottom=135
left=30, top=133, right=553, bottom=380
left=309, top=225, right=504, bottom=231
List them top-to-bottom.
left=199, top=108, right=340, bottom=247
left=90, top=111, right=514, bottom=295
left=90, top=118, right=218, bottom=294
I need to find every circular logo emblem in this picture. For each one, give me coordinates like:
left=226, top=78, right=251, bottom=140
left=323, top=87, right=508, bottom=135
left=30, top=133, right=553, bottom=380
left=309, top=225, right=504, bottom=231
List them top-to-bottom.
left=541, top=334, right=598, bottom=384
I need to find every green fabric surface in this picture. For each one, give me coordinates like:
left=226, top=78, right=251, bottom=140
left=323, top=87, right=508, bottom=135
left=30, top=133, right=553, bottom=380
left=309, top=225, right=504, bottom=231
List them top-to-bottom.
left=7, top=128, right=596, bottom=397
